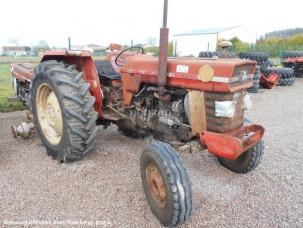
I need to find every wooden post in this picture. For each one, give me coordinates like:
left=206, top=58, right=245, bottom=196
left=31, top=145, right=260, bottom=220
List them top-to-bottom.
left=188, top=90, right=207, bottom=135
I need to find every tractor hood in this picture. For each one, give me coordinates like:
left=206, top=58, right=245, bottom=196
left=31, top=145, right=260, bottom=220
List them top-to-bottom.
left=121, top=54, right=256, bottom=82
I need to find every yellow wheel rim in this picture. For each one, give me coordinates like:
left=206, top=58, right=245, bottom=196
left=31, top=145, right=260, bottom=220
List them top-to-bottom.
left=36, top=83, right=63, bottom=145
left=146, top=162, right=167, bottom=209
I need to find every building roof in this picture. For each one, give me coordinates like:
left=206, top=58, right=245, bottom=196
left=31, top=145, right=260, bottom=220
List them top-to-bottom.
left=174, top=26, right=239, bottom=37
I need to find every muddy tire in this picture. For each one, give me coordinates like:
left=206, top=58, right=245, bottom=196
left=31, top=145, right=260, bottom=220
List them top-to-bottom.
left=31, top=60, right=98, bottom=162
left=218, top=141, right=264, bottom=173
left=140, top=142, right=192, bottom=227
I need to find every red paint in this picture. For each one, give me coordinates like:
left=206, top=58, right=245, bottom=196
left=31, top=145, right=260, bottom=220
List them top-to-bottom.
left=11, top=50, right=264, bottom=160
left=42, top=50, right=103, bottom=116
left=120, top=55, right=255, bottom=103
left=283, top=57, right=303, bottom=63
left=11, top=63, right=34, bottom=82
left=259, top=73, right=278, bottom=89
left=200, top=123, right=265, bottom=160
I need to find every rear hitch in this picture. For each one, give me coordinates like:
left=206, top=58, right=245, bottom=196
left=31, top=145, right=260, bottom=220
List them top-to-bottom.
left=11, top=111, right=35, bottom=139
left=12, top=122, right=35, bottom=139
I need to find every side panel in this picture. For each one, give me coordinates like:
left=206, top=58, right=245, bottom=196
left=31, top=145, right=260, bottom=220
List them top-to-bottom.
left=41, top=51, right=103, bottom=116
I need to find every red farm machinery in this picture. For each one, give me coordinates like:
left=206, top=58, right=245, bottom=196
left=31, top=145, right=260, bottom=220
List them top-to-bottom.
left=11, top=1, right=265, bottom=226
left=283, top=51, right=303, bottom=78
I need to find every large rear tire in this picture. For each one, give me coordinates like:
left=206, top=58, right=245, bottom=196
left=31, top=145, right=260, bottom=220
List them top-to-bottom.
left=199, top=51, right=236, bottom=59
left=239, top=52, right=271, bottom=70
left=239, top=52, right=269, bottom=61
left=31, top=60, right=98, bottom=162
left=140, top=142, right=192, bottom=227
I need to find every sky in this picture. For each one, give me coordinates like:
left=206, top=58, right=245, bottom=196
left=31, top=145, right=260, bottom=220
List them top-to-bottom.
left=0, top=0, right=302, bottom=48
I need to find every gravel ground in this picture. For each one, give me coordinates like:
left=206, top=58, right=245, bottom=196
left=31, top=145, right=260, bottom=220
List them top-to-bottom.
left=1, top=80, right=303, bottom=228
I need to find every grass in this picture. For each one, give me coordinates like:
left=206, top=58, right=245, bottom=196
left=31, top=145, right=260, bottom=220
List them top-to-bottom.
left=270, top=57, right=282, bottom=66
left=0, top=63, right=25, bottom=112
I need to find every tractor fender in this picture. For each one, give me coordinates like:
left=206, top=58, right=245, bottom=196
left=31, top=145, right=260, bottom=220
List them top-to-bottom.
left=40, top=50, right=103, bottom=116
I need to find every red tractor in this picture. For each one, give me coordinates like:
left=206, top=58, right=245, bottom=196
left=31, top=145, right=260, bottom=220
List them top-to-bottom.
left=11, top=1, right=265, bottom=226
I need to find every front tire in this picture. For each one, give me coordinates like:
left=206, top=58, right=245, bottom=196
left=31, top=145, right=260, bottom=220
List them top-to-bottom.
left=31, top=60, right=98, bottom=162
left=218, top=141, right=264, bottom=174
left=140, top=142, right=192, bottom=227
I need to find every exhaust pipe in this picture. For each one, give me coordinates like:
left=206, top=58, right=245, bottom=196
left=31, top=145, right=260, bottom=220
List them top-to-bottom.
left=158, top=0, right=169, bottom=98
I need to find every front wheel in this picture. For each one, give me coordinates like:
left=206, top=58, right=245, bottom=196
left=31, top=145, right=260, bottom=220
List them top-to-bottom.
left=218, top=141, right=264, bottom=173
left=140, top=142, right=192, bottom=227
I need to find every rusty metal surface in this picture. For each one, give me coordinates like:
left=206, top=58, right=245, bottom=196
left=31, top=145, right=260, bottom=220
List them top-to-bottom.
left=157, top=0, right=169, bottom=98
left=158, top=28, right=169, bottom=86
left=41, top=51, right=103, bottom=117
left=106, top=51, right=138, bottom=73
left=121, top=55, right=255, bottom=94
left=122, top=55, right=255, bottom=79
left=11, top=63, right=35, bottom=82
left=120, top=73, right=141, bottom=105
left=259, top=73, right=278, bottom=89
left=204, top=91, right=244, bottom=133
left=11, top=122, right=35, bottom=139
left=200, top=123, right=265, bottom=160
left=146, top=162, right=167, bottom=209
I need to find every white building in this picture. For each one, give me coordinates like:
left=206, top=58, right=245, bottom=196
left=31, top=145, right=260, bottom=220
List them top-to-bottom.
left=173, top=26, right=257, bottom=57
left=71, top=44, right=106, bottom=56
left=1, top=46, right=31, bottom=56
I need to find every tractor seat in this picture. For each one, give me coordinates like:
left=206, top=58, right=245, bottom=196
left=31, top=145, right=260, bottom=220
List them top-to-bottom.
left=94, top=60, right=121, bottom=80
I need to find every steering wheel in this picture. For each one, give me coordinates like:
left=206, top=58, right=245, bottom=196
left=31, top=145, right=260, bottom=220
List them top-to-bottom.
left=115, top=46, right=145, bottom=67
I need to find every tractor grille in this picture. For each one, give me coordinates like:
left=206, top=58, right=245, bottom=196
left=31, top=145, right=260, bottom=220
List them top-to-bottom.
left=229, top=64, right=255, bottom=87
left=204, top=91, right=244, bottom=133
